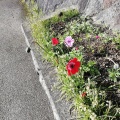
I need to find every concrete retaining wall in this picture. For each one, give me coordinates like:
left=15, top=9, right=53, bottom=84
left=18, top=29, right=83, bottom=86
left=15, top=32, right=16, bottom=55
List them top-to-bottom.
left=36, top=0, right=120, bottom=30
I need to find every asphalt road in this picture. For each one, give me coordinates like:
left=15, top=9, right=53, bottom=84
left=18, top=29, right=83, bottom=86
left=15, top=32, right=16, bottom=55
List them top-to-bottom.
left=0, top=0, right=54, bottom=120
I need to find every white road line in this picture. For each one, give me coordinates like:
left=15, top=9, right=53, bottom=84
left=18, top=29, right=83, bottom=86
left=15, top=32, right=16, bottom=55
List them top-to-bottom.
left=21, top=24, right=61, bottom=120
left=21, top=24, right=40, bottom=72
left=38, top=71, right=61, bottom=120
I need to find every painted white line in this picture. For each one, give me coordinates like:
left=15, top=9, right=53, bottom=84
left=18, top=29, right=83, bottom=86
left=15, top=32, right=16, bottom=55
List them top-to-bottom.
left=21, top=24, right=61, bottom=120
left=21, top=24, right=40, bottom=72
left=38, top=71, right=61, bottom=120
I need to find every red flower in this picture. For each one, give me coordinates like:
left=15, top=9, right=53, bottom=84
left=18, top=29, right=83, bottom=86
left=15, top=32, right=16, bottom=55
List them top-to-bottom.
left=96, top=36, right=100, bottom=39
left=52, top=38, right=59, bottom=46
left=75, top=47, right=79, bottom=50
left=66, top=58, right=81, bottom=76
left=82, top=92, right=87, bottom=97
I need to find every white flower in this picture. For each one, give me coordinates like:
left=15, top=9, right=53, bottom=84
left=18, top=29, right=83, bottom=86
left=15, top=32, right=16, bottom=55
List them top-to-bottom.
left=113, top=63, right=119, bottom=69
left=90, top=113, right=97, bottom=120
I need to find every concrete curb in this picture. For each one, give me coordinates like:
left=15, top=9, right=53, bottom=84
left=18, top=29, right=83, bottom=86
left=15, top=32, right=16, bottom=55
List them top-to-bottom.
left=21, top=24, right=61, bottom=120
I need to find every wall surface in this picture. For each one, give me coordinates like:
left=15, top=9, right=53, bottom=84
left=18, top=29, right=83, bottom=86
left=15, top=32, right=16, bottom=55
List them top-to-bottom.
left=36, top=0, right=120, bottom=30
left=36, top=0, right=79, bottom=14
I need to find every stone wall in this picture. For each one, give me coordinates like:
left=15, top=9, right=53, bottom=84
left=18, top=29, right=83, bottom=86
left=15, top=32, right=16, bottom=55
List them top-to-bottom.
left=36, top=0, right=120, bottom=30
left=36, top=0, right=79, bottom=14
left=79, top=0, right=120, bottom=30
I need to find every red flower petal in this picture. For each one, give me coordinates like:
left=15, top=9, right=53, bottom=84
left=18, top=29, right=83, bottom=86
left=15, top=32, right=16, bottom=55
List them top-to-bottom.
left=96, top=36, right=100, bottom=39
left=52, top=38, right=59, bottom=46
left=75, top=47, right=79, bottom=50
left=76, top=61, right=80, bottom=67
left=82, top=92, right=87, bottom=97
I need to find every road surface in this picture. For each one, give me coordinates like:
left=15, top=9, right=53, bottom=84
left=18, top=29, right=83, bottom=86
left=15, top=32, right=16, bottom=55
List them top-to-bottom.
left=0, top=0, right=54, bottom=120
